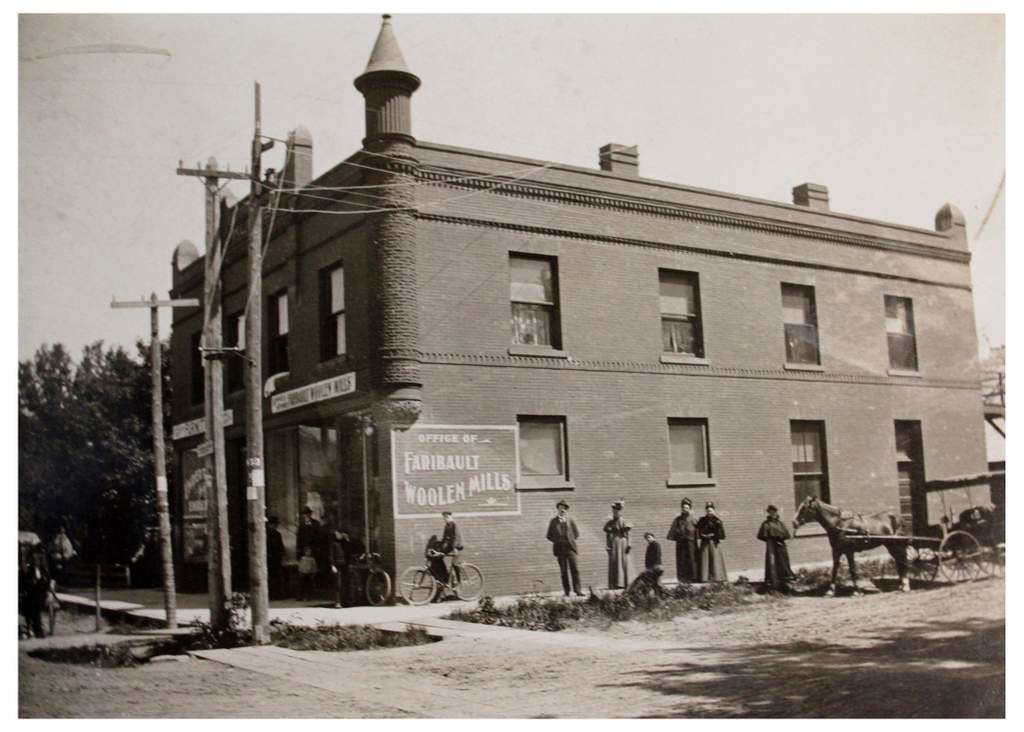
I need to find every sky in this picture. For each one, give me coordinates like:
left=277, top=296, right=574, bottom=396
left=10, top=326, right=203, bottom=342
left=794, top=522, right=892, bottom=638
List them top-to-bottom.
left=17, top=12, right=1005, bottom=361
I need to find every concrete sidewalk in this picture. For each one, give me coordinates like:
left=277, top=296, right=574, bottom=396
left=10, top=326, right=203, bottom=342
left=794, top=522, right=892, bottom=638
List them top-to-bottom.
left=56, top=590, right=555, bottom=629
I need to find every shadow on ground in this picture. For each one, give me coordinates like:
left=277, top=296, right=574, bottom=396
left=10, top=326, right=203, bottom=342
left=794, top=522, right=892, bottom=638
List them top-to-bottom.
left=613, top=616, right=1004, bottom=718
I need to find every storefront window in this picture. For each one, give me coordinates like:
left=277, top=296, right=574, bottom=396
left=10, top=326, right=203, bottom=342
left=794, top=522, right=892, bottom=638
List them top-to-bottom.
left=266, top=420, right=361, bottom=561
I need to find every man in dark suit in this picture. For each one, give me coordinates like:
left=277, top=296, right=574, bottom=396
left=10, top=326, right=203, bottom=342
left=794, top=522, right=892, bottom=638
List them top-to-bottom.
left=546, top=500, right=584, bottom=596
left=329, top=527, right=366, bottom=607
left=642, top=532, right=664, bottom=585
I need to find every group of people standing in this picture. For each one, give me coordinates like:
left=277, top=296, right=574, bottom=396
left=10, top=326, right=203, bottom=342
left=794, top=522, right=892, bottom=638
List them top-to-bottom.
left=546, top=498, right=795, bottom=596
left=266, top=507, right=367, bottom=607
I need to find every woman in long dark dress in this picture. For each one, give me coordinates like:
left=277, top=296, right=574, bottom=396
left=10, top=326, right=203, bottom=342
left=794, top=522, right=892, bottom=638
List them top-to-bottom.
left=604, top=500, right=633, bottom=589
left=696, top=502, right=727, bottom=582
left=757, top=505, right=794, bottom=591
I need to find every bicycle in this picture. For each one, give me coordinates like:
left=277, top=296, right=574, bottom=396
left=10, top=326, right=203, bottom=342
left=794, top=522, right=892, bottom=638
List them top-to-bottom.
left=342, top=552, right=393, bottom=606
left=398, top=552, right=484, bottom=606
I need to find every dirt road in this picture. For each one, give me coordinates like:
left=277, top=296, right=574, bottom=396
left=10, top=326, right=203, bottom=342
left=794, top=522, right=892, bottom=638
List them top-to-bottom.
left=19, top=578, right=1003, bottom=718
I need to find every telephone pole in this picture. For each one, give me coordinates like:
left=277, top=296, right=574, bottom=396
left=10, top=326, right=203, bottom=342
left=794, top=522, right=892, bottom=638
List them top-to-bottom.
left=247, top=81, right=274, bottom=644
left=177, top=158, right=248, bottom=631
left=110, top=292, right=199, bottom=630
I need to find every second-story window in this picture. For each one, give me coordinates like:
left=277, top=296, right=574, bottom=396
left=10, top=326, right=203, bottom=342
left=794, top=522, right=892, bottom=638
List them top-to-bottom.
left=510, top=254, right=560, bottom=348
left=320, top=264, right=346, bottom=361
left=659, top=269, right=703, bottom=357
left=781, top=283, right=820, bottom=365
left=268, top=290, right=289, bottom=375
left=885, top=295, right=918, bottom=371
left=225, top=313, right=245, bottom=393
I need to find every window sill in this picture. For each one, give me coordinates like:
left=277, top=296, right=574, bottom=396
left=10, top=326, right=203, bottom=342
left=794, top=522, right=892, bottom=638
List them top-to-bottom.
left=508, top=345, right=570, bottom=359
left=660, top=354, right=710, bottom=366
left=784, top=363, right=825, bottom=372
left=887, top=368, right=922, bottom=378
left=666, top=476, right=716, bottom=488
left=517, top=479, right=576, bottom=492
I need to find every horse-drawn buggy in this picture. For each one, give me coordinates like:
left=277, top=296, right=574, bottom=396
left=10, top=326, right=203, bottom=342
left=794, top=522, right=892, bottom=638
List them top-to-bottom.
left=793, top=469, right=1004, bottom=596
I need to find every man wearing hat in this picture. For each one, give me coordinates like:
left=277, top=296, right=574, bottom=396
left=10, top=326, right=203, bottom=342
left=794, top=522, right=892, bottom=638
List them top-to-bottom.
left=666, top=497, right=699, bottom=583
left=546, top=500, right=584, bottom=596
left=757, top=505, right=795, bottom=592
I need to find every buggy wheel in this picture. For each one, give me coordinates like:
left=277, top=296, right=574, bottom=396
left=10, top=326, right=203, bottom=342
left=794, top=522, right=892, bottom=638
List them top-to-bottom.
left=938, top=530, right=984, bottom=583
left=906, top=544, right=939, bottom=584
left=453, top=563, right=484, bottom=602
left=399, top=566, right=437, bottom=606
left=365, top=568, right=392, bottom=606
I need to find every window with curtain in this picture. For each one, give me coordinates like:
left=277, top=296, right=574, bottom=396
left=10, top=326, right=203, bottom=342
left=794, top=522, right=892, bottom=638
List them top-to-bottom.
left=510, top=254, right=560, bottom=348
left=659, top=270, right=703, bottom=357
left=782, top=283, right=820, bottom=365
left=885, top=295, right=918, bottom=371
left=791, top=420, right=829, bottom=507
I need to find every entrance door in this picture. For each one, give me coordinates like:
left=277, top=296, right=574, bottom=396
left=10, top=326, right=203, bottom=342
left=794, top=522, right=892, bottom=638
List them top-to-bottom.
left=894, top=421, right=926, bottom=535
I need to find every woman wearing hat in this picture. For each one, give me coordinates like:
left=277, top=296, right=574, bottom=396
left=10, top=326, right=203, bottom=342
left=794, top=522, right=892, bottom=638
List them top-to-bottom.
left=666, top=497, right=699, bottom=583
left=546, top=500, right=584, bottom=596
left=604, top=501, right=633, bottom=589
left=696, top=502, right=728, bottom=582
left=757, top=505, right=794, bottom=592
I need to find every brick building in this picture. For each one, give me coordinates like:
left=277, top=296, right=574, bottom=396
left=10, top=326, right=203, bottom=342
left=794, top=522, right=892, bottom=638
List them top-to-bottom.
left=168, top=16, right=988, bottom=596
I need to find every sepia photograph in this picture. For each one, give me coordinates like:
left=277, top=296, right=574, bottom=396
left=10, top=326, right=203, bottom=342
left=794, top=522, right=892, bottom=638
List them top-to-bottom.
left=15, top=3, right=1008, bottom=720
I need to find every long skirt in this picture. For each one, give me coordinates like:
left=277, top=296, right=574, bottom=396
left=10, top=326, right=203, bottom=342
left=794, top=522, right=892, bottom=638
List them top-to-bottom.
left=607, top=537, right=632, bottom=589
left=675, top=540, right=699, bottom=583
left=699, top=540, right=728, bottom=582
left=763, top=541, right=794, bottom=589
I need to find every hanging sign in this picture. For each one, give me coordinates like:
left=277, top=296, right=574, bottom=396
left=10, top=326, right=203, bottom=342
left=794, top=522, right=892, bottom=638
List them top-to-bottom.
left=270, top=373, right=356, bottom=414
left=172, top=409, right=234, bottom=441
left=392, top=425, right=521, bottom=518
left=181, top=448, right=210, bottom=562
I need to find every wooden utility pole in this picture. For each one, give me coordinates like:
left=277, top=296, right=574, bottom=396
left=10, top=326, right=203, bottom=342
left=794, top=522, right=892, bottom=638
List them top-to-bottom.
left=247, top=81, right=274, bottom=644
left=177, top=158, right=248, bottom=631
left=111, top=292, right=200, bottom=630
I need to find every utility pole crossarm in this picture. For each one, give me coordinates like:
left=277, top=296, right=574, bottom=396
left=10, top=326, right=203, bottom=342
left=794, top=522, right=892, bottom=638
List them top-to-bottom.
left=176, top=165, right=252, bottom=181
left=111, top=298, right=201, bottom=309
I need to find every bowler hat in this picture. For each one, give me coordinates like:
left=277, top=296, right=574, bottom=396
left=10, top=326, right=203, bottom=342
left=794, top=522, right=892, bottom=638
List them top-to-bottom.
left=681, top=498, right=693, bottom=508
left=556, top=500, right=569, bottom=510
left=611, top=500, right=624, bottom=510
left=705, top=501, right=716, bottom=510
left=767, top=504, right=779, bottom=513
left=441, top=510, right=453, bottom=517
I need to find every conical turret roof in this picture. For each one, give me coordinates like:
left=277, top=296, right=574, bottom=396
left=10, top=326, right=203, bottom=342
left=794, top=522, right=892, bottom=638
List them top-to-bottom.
left=363, top=14, right=413, bottom=76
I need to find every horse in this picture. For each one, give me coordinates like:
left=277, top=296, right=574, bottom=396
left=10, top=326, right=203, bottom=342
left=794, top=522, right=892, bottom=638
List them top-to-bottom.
left=793, top=496, right=910, bottom=596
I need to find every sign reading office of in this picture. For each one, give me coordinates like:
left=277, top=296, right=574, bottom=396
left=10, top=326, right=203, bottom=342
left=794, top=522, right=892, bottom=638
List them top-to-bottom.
left=392, top=425, right=520, bottom=518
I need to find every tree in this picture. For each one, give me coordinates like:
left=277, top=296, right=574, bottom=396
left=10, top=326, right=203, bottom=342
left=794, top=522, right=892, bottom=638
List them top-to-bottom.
left=19, top=340, right=172, bottom=566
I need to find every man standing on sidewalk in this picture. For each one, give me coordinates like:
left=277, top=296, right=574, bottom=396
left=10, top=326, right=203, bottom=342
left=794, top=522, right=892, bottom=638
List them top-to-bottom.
left=547, top=500, right=584, bottom=596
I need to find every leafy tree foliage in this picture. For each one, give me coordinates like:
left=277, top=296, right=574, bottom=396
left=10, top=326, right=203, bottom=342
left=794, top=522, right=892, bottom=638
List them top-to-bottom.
left=19, top=340, right=172, bottom=565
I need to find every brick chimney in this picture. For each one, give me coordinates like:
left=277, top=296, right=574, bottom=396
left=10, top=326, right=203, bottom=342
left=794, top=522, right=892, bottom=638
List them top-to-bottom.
left=282, top=126, right=313, bottom=190
left=599, top=144, right=639, bottom=177
left=792, top=183, right=830, bottom=211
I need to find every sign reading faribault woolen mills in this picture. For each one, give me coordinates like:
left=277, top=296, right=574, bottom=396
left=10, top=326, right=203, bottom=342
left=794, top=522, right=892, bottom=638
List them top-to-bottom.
left=392, top=425, right=521, bottom=517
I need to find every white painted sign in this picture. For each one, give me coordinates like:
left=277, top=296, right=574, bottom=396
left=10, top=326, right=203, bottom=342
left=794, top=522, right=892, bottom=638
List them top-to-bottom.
left=270, top=373, right=356, bottom=414
left=172, top=409, right=234, bottom=441
left=392, top=425, right=521, bottom=518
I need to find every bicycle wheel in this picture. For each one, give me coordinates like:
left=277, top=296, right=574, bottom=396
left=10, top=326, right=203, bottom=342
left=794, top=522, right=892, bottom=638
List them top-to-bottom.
left=453, top=563, right=484, bottom=601
left=399, top=566, right=438, bottom=606
left=365, top=568, right=392, bottom=606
